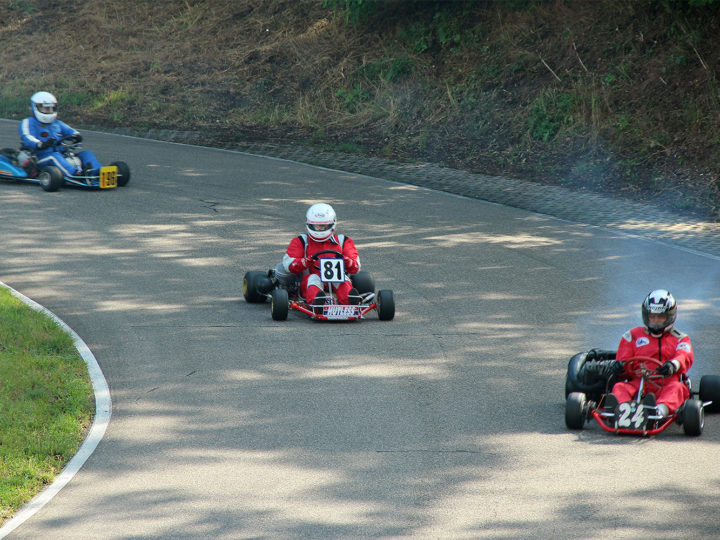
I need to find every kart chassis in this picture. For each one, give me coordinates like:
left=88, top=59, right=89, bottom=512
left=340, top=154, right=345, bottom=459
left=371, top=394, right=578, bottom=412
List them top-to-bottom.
left=0, top=134, right=129, bottom=191
left=244, top=250, right=395, bottom=322
left=565, top=352, right=719, bottom=437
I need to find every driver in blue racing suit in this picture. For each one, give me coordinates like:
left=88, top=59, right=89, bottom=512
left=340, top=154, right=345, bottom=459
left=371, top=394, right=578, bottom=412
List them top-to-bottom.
left=19, top=91, right=101, bottom=176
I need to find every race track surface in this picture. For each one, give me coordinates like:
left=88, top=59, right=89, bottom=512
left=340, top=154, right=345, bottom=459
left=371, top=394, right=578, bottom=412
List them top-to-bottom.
left=1, top=120, right=719, bottom=539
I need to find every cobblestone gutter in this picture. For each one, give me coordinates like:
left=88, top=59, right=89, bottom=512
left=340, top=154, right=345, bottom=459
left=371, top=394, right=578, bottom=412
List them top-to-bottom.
left=104, top=127, right=720, bottom=259
left=234, top=141, right=720, bottom=260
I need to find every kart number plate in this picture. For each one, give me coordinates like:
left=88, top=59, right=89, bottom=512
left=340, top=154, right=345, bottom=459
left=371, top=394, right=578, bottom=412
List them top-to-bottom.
left=100, top=166, right=118, bottom=189
left=319, top=258, right=346, bottom=283
left=323, top=305, right=361, bottom=319
left=617, top=402, right=646, bottom=429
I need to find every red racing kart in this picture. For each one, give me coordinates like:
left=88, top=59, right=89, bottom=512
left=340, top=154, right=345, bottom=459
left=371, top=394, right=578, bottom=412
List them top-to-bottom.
left=243, top=250, right=395, bottom=322
left=565, top=349, right=720, bottom=436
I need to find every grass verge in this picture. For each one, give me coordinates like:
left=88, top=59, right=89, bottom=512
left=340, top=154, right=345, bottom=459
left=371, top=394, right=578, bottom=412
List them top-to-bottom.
left=0, top=286, right=93, bottom=526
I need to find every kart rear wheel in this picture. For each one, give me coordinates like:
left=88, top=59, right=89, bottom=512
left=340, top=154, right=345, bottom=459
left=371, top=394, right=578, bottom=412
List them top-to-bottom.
left=110, top=161, right=131, bottom=187
left=38, top=166, right=63, bottom=192
left=243, top=271, right=268, bottom=303
left=351, top=271, right=375, bottom=294
left=271, top=288, right=289, bottom=321
left=377, top=289, right=395, bottom=321
left=565, top=353, right=585, bottom=398
left=699, top=375, right=720, bottom=413
left=565, top=377, right=579, bottom=400
left=565, top=392, right=587, bottom=430
left=682, top=399, right=704, bottom=436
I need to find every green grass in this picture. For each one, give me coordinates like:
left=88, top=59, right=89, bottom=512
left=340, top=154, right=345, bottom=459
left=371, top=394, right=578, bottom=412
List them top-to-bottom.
left=0, top=286, right=93, bottom=525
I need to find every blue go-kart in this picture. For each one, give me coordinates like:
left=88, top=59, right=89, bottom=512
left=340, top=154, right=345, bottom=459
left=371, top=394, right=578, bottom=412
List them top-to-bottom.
left=0, top=134, right=130, bottom=192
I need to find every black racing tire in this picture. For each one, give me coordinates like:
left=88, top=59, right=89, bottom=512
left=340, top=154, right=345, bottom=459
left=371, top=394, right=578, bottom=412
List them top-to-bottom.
left=110, top=160, right=131, bottom=186
left=38, top=165, right=63, bottom=192
left=243, top=271, right=268, bottom=303
left=351, top=271, right=375, bottom=294
left=271, top=288, right=289, bottom=321
left=377, top=289, right=395, bottom=321
left=564, top=354, right=584, bottom=399
left=699, top=375, right=720, bottom=413
left=564, top=376, right=578, bottom=400
left=565, top=392, right=587, bottom=430
left=682, top=399, right=704, bottom=436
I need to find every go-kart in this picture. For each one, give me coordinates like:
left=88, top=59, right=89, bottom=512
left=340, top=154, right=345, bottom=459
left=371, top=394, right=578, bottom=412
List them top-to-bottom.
left=0, top=134, right=130, bottom=192
left=243, top=250, right=395, bottom=322
left=565, top=349, right=720, bottom=436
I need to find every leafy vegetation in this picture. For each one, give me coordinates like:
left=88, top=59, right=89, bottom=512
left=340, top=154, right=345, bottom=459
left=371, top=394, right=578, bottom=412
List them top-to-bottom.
left=1, top=0, right=720, bottom=217
left=0, top=287, right=92, bottom=525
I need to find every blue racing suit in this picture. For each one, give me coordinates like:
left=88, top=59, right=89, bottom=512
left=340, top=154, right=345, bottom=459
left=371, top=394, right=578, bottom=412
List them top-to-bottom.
left=19, top=117, right=101, bottom=176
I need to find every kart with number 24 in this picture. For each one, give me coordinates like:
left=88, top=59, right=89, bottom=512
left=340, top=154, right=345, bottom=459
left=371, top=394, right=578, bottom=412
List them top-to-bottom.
left=565, top=348, right=720, bottom=436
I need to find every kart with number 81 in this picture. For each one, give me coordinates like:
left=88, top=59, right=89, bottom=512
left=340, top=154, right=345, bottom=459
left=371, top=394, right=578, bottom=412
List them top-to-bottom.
left=243, top=250, right=395, bottom=322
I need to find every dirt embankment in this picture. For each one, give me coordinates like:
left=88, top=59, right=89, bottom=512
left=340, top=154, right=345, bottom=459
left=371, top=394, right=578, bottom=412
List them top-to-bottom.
left=1, top=1, right=719, bottom=218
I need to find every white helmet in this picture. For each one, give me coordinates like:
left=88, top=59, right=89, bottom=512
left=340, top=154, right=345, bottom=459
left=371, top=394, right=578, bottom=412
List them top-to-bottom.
left=30, top=91, right=58, bottom=124
left=306, top=203, right=336, bottom=241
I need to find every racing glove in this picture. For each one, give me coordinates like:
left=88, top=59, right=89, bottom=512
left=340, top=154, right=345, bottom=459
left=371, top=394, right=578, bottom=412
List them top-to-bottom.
left=73, top=134, right=83, bottom=142
left=37, top=138, right=56, bottom=150
left=344, top=256, right=359, bottom=273
left=288, top=257, right=314, bottom=273
left=657, top=360, right=679, bottom=377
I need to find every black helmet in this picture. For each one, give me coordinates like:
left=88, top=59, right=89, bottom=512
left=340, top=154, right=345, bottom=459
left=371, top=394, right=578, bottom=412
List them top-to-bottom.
left=641, top=289, right=677, bottom=335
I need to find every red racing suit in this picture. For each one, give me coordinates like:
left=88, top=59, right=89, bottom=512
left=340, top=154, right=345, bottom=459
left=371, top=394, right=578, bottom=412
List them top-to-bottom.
left=282, top=233, right=360, bottom=304
left=613, top=326, right=693, bottom=412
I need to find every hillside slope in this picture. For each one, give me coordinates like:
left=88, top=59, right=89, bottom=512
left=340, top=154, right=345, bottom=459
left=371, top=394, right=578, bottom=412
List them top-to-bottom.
left=1, top=0, right=719, bottom=218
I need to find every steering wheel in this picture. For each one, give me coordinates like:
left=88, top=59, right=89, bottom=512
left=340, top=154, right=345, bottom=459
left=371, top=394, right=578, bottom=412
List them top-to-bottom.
left=57, top=134, right=82, bottom=148
left=311, top=250, right=343, bottom=260
left=623, top=356, right=665, bottom=384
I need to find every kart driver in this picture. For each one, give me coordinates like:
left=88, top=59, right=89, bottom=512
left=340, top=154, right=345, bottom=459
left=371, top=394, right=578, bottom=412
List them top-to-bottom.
left=19, top=91, right=102, bottom=176
left=275, top=203, right=361, bottom=310
left=590, top=289, right=693, bottom=418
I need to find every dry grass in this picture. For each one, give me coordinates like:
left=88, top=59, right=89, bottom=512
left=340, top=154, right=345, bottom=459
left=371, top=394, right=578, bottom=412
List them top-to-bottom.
left=1, top=0, right=720, bottom=217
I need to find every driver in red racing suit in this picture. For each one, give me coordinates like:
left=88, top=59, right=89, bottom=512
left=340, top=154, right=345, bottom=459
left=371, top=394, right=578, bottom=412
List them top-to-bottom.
left=276, top=203, right=360, bottom=308
left=597, top=289, right=693, bottom=418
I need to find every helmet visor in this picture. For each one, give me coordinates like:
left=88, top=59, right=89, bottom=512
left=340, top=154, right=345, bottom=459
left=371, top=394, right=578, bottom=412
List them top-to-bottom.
left=36, top=103, right=56, bottom=114
left=307, top=223, right=333, bottom=232
left=646, top=313, right=670, bottom=330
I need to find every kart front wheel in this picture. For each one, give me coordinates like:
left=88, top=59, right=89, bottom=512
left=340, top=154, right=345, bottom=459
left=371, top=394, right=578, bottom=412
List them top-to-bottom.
left=110, top=161, right=131, bottom=187
left=38, top=166, right=63, bottom=192
left=243, top=271, right=268, bottom=303
left=271, top=288, right=289, bottom=321
left=377, top=289, right=395, bottom=321
left=699, top=375, right=720, bottom=413
left=565, top=392, right=587, bottom=430
left=682, top=399, right=704, bottom=436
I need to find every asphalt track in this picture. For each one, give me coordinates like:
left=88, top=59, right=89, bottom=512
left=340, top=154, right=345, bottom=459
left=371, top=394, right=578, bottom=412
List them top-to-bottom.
left=1, top=120, right=719, bottom=539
